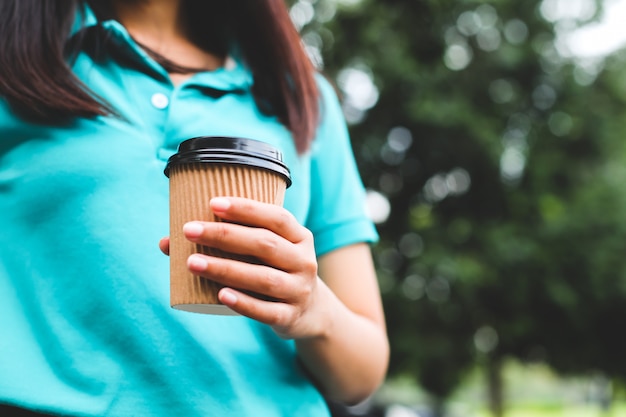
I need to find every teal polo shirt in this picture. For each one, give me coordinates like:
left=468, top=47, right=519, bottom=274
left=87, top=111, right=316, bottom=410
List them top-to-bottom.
left=0, top=5, right=378, bottom=416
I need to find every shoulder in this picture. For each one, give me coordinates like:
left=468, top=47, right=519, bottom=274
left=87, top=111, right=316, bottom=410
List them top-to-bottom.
left=312, top=73, right=348, bottom=138
left=315, top=73, right=343, bottom=113
left=315, top=73, right=339, bottom=97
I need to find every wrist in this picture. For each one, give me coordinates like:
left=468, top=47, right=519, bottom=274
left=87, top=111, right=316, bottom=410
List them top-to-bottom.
left=297, top=277, right=343, bottom=341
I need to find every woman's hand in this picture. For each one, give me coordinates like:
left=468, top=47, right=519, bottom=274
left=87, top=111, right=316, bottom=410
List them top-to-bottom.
left=160, top=196, right=389, bottom=403
left=161, top=196, right=331, bottom=340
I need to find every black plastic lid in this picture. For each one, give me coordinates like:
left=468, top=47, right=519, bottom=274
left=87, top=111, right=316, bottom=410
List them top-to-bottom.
left=164, top=136, right=291, bottom=187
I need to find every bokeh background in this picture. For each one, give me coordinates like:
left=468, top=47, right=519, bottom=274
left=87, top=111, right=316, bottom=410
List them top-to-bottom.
left=288, top=0, right=626, bottom=416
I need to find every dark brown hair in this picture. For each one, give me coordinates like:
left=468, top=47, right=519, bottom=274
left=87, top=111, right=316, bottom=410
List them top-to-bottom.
left=0, top=0, right=319, bottom=153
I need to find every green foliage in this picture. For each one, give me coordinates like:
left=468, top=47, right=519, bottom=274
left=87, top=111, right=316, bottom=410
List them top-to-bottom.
left=300, top=0, right=626, bottom=404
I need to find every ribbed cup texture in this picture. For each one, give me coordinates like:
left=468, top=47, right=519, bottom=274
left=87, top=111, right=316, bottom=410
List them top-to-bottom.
left=169, top=163, right=287, bottom=314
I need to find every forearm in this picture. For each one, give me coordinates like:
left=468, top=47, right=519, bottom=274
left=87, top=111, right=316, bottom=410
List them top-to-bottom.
left=179, top=202, right=388, bottom=402
left=295, top=281, right=389, bottom=405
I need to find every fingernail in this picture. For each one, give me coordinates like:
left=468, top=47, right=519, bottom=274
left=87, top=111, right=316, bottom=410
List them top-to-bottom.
left=211, top=197, right=231, bottom=212
left=183, top=222, right=204, bottom=237
left=188, top=254, right=209, bottom=270
left=219, top=289, right=238, bottom=305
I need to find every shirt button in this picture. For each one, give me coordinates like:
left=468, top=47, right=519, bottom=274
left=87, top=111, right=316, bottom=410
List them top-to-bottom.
left=151, top=93, right=169, bottom=109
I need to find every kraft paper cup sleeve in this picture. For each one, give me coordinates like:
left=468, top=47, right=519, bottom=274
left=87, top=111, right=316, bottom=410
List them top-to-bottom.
left=165, top=137, right=291, bottom=315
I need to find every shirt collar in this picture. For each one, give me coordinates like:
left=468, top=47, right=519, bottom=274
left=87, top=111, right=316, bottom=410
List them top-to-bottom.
left=70, top=2, right=253, bottom=92
left=70, top=2, right=98, bottom=37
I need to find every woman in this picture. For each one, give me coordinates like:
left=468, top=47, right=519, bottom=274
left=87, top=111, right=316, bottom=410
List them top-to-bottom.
left=0, top=1, right=389, bottom=416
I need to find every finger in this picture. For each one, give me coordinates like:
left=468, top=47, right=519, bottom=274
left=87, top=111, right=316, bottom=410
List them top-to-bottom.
left=210, top=197, right=310, bottom=244
left=184, top=221, right=313, bottom=273
left=159, top=237, right=170, bottom=256
left=187, top=253, right=305, bottom=301
left=217, top=287, right=296, bottom=335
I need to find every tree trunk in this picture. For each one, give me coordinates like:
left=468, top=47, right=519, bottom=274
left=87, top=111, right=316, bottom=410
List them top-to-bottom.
left=486, top=356, right=504, bottom=417
left=431, top=398, right=445, bottom=417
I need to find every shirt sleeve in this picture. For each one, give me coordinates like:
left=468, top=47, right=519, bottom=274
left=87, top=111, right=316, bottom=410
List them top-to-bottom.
left=305, top=74, right=379, bottom=257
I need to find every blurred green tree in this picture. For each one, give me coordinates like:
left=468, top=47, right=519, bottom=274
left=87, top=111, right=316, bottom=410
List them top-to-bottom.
left=292, top=0, right=626, bottom=415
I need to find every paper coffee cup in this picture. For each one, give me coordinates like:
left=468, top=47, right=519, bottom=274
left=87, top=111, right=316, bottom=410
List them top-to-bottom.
left=164, top=136, right=291, bottom=315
